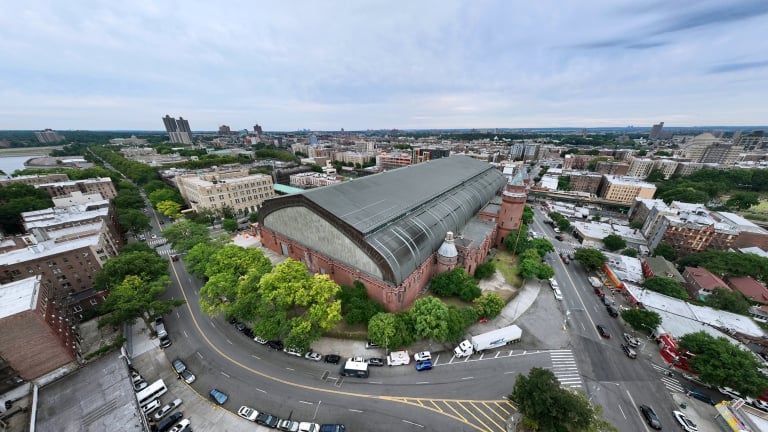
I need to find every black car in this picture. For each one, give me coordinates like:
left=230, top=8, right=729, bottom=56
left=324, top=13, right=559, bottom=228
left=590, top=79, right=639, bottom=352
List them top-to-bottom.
left=554, top=234, right=564, bottom=241
left=601, top=296, right=612, bottom=306
left=606, top=305, right=619, bottom=317
left=235, top=322, right=246, bottom=332
left=243, top=328, right=254, bottom=338
left=267, top=340, right=284, bottom=351
left=324, top=354, right=341, bottom=364
left=367, top=358, right=385, bottom=367
left=687, top=389, right=717, bottom=405
left=639, top=405, right=661, bottom=430
left=256, top=411, right=280, bottom=428
left=156, top=412, right=184, bottom=432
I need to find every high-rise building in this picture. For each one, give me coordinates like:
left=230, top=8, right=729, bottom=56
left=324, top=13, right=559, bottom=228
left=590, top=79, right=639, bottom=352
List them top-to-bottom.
left=162, top=115, right=193, bottom=144
left=649, top=122, right=664, bottom=140
left=218, top=125, right=232, bottom=136
left=34, top=129, right=65, bottom=143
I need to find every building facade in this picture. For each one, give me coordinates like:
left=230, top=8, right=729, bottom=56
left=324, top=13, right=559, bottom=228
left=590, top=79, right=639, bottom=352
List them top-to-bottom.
left=162, top=115, right=193, bottom=144
left=626, top=158, right=655, bottom=178
left=176, top=167, right=276, bottom=215
left=568, top=172, right=603, bottom=195
left=596, top=175, right=657, bottom=204
left=36, top=177, right=117, bottom=201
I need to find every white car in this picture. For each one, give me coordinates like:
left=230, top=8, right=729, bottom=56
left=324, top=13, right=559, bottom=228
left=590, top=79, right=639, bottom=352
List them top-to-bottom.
left=549, top=278, right=559, bottom=290
left=553, top=287, right=563, bottom=301
left=254, top=336, right=268, bottom=344
left=284, top=346, right=303, bottom=357
left=305, top=351, right=322, bottom=361
left=414, top=351, right=432, bottom=362
left=718, top=386, right=742, bottom=399
left=154, top=398, right=183, bottom=420
left=752, top=398, right=768, bottom=411
left=142, top=399, right=161, bottom=415
left=238, top=405, right=259, bottom=421
left=673, top=410, right=698, bottom=432
left=169, top=419, right=190, bottom=432
left=278, top=419, right=300, bottom=431
left=298, top=422, right=320, bottom=432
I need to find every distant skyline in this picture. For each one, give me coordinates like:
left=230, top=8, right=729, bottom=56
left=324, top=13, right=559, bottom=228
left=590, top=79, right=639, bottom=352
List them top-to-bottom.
left=2, top=1, right=768, bottom=131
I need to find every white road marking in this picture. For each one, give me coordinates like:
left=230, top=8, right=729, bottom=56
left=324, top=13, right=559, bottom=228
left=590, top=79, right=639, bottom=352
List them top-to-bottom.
left=226, top=339, right=232, bottom=345
left=196, top=352, right=203, bottom=359
left=251, top=355, right=261, bottom=360
left=286, top=367, right=295, bottom=371
left=221, top=371, right=230, bottom=378
left=461, top=377, right=474, bottom=380
left=254, top=388, right=266, bottom=393
left=299, top=401, right=313, bottom=405
left=349, top=409, right=363, bottom=413
left=402, top=420, right=424, bottom=428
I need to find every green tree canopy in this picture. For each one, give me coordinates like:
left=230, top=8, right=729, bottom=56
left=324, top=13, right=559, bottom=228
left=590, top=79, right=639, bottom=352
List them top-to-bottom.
left=645, top=168, right=665, bottom=182
left=0, top=183, right=54, bottom=233
left=148, top=188, right=184, bottom=208
left=726, top=192, right=759, bottom=210
left=157, top=200, right=182, bottom=218
left=522, top=205, right=534, bottom=225
left=118, top=209, right=151, bottom=235
left=221, top=218, right=238, bottom=232
left=162, top=220, right=211, bottom=252
left=504, top=224, right=530, bottom=255
left=602, top=234, right=626, bottom=251
left=528, top=238, right=555, bottom=257
left=653, top=243, right=677, bottom=261
left=574, top=248, right=607, bottom=271
left=621, top=248, right=638, bottom=257
left=518, top=250, right=555, bottom=280
left=93, top=251, right=169, bottom=291
left=677, top=251, right=768, bottom=283
left=473, top=261, right=496, bottom=279
left=430, top=268, right=481, bottom=301
left=98, top=275, right=185, bottom=332
left=642, top=277, right=689, bottom=300
left=706, top=287, right=751, bottom=315
left=473, top=292, right=505, bottom=319
left=410, top=296, right=450, bottom=342
left=620, top=308, right=662, bottom=334
left=367, top=312, right=398, bottom=349
left=679, top=331, right=768, bottom=397
left=510, top=367, right=615, bottom=432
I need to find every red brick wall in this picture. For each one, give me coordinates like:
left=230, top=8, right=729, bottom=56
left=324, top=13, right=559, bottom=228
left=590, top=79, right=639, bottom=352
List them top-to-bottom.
left=0, top=311, right=74, bottom=379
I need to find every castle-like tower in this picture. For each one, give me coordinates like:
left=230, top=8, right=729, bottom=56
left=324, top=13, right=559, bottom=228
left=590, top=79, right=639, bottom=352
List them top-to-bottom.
left=496, top=170, right=528, bottom=249
left=436, top=231, right=459, bottom=273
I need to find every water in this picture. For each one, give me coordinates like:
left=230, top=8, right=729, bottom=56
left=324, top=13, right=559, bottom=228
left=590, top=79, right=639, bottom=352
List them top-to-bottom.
left=0, top=155, right=38, bottom=177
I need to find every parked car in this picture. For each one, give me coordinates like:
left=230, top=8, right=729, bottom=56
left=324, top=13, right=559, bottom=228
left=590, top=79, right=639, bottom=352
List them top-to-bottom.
left=554, top=234, right=564, bottom=241
left=171, top=254, right=180, bottom=262
left=549, top=278, right=559, bottom=289
left=553, top=287, right=563, bottom=301
left=594, top=287, right=605, bottom=298
left=601, top=296, right=612, bottom=306
left=606, top=305, right=619, bottom=317
left=234, top=322, right=246, bottom=332
left=596, top=324, right=610, bottom=338
left=243, top=328, right=254, bottom=338
left=623, top=333, right=641, bottom=347
left=159, top=335, right=172, bottom=348
left=254, top=336, right=268, bottom=345
left=267, top=340, right=285, bottom=351
left=365, top=340, right=380, bottom=349
left=621, top=343, right=637, bottom=359
left=284, top=346, right=303, bottom=357
left=305, top=351, right=322, bottom=361
left=414, top=351, right=432, bottom=362
left=324, top=354, right=341, bottom=364
left=172, top=358, right=187, bottom=374
left=367, top=358, right=385, bottom=367
left=415, top=360, right=433, bottom=371
left=180, top=369, right=195, bottom=384
left=134, top=380, right=148, bottom=392
left=718, top=386, right=742, bottom=399
left=209, top=388, right=228, bottom=405
left=686, top=389, right=717, bottom=405
left=142, top=399, right=161, bottom=415
left=154, top=399, right=183, bottom=421
left=639, top=405, right=661, bottom=430
left=237, top=406, right=258, bottom=421
left=673, top=410, right=698, bottom=432
left=256, top=411, right=280, bottom=428
left=156, top=412, right=183, bottom=432
left=169, top=419, right=190, bottom=432
left=278, top=419, right=300, bottom=432
left=298, top=422, right=320, bottom=432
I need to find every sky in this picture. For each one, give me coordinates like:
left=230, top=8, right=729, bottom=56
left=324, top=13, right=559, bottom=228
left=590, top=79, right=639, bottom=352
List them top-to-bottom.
left=2, top=0, right=768, bottom=131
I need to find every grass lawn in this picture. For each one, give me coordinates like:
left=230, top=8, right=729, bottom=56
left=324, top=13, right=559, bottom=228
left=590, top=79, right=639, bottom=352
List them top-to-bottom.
left=491, top=250, right=522, bottom=287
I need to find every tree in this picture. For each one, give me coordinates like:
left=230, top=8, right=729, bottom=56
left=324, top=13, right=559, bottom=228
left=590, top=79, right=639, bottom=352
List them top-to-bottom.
left=645, top=168, right=665, bottom=182
left=0, top=183, right=54, bottom=233
left=660, top=187, right=708, bottom=204
left=148, top=188, right=184, bottom=207
left=726, top=191, right=759, bottom=210
left=156, top=200, right=182, bottom=218
left=522, top=205, right=534, bottom=225
left=118, top=209, right=151, bottom=235
left=248, top=212, right=260, bottom=223
left=556, top=217, right=571, bottom=232
left=221, top=218, right=238, bottom=232
left=162, top=220, right=210, bottom=252
left=629, top=220, right=644, bottom=230
left=504, top=224, right=530, bottom=255
left=602, top=234, right=626, bottom=251
left=528, top=238, right=554, bottom=257
left=653, top=243, right=677, bottom=261
left=199, top=245, right=273, bottom=315
left=574, top=248, right=607, bottom=271
left=621, top=248, right=638, bottom=257
left=677, top=250, right=768, bottom=283
left=93, top=251, right=169, bottom=291
left=518, top=253, right=555, bottom=280
left=473, top=261, right=496, bottom=279
left=430, top=268, right=481, bottom=301
left=98, top=275, right=185, bottom=332
left=642, top=277, right=689, bottom=300
left=706, top=287, right=750, bottom=315
left=473, top=292, right=505, bottom=319
left=410, top=296, right=449, bottom=341
left=444, top=306, right=470, bottom=343
left=620, top=308, right=662, bottom=334
left=367, top=312, right=397, bottom=348
left=679, top=332, right=768, bottom=397
left=510, top=368, right=615, bottom=432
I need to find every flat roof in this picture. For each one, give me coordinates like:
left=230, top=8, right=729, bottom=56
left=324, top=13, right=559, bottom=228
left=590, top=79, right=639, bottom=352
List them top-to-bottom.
left=603, top=175, right=656, bottom=188
left=22, top=201, right=110, bottom=229
left=716, top=211, right=768, bottom=235
left=0, top=224, right=102, bottom=266
left=604, top=252, right=643, bottom=283
left=0, top=275, right=40, bottom=317
left=35, top=351, right=144, bottom=432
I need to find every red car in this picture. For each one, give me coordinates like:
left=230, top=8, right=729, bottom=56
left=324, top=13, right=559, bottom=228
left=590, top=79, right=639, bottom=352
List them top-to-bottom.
left=594, top=287, right=605, bottom=298
left=596, top=324, right=610, bottom=338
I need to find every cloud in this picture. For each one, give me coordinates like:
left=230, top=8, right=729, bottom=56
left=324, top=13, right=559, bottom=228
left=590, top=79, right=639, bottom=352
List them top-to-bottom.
left=708, top=60, right=768, bottom=74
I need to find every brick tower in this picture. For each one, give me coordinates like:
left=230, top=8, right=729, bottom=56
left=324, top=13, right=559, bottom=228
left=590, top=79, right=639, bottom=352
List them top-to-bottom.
left=496, top=170, right=528, bottom=249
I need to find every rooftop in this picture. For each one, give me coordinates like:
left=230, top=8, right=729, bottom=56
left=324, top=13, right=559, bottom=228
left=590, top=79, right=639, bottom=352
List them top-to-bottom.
left=603, top=175, right=656, bottom=188
left=22, top=200, right=110, bottom=229
left=0, top=222, right=103, bottom=266
left=604, top=252, right=643, bottom=283
left=684, top=266, right=729, bottom=290
left=0, top=275, right=40, bottom=318
left=726, top=276, right=768, bottom=304
left=35, top=350, right=144, bottom=432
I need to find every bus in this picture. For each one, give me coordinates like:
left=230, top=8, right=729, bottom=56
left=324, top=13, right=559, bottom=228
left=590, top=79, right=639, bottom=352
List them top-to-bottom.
left=339, top=359, right=369, bottom=378
left=136, top=379, right=167, bottom=407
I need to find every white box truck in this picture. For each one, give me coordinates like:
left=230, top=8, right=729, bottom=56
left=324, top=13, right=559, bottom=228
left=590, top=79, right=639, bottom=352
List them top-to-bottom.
left=588, top=276, right=602, bottom=288
left=454, top=325, right=522, bottom=357
left=387, top=350, right=410, bottom=366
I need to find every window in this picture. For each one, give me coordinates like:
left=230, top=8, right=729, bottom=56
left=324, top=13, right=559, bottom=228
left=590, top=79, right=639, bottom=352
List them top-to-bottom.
left=90, top=299, right=98, bottom=306
left=73, top=305, right=83, bottom=313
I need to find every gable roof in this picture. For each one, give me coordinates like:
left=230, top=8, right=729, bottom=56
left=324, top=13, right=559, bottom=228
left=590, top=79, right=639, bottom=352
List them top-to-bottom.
left=683, top=266, right=729, bottom=290
left=726, top=276, right=768, bottom=304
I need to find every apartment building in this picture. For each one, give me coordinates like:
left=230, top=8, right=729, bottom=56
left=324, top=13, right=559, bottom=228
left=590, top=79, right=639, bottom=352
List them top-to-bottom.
left=34, top=129, right=65, bottom=143
left=700, top=143, right=743, bottom=165
left=378, top=152, right=413, bottom=171
left=626, top=158, right=655, bottom=178
left=653, top=159, right=678, bottom=179
left=594, top=161, right=629, bottom=175
left=674, top=162, right=704, bottom=176
left=176, top=167, right=276, bottom=215
left=289, top=172, right=342, bottom=188
left=567, top=172, right=603, bottom=196
left=0, top=173, right=69, bottom=187
left=596, top=175, right=656, bottom=204
left=36, top=177, right=117, bottom=200
left=21, top=200, right=121, bottom=245
left=682, top=266, right=729, bottom=300
left=0, top=276, right=77, bottom=380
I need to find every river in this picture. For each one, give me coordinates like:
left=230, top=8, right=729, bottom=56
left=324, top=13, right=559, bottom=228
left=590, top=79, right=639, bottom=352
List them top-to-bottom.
left=0, top=155, right=38, bottom=177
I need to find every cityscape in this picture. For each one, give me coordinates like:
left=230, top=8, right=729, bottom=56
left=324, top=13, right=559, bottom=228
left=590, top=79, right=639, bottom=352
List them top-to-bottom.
left=3, top=1, right=768, bottom=432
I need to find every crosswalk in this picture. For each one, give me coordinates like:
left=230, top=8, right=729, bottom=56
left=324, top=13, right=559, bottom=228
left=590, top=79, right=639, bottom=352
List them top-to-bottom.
left=147, top=238, right=167, bottom=247
left=556, top=247, right=576, bottom=256
left=550, top=350, right=583, bottom=389
left=650, top=363, right=685, bottom=393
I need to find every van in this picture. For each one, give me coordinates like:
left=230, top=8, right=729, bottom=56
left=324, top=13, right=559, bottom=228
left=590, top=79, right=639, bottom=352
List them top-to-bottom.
left=156, top=411, right=183, bottom=432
